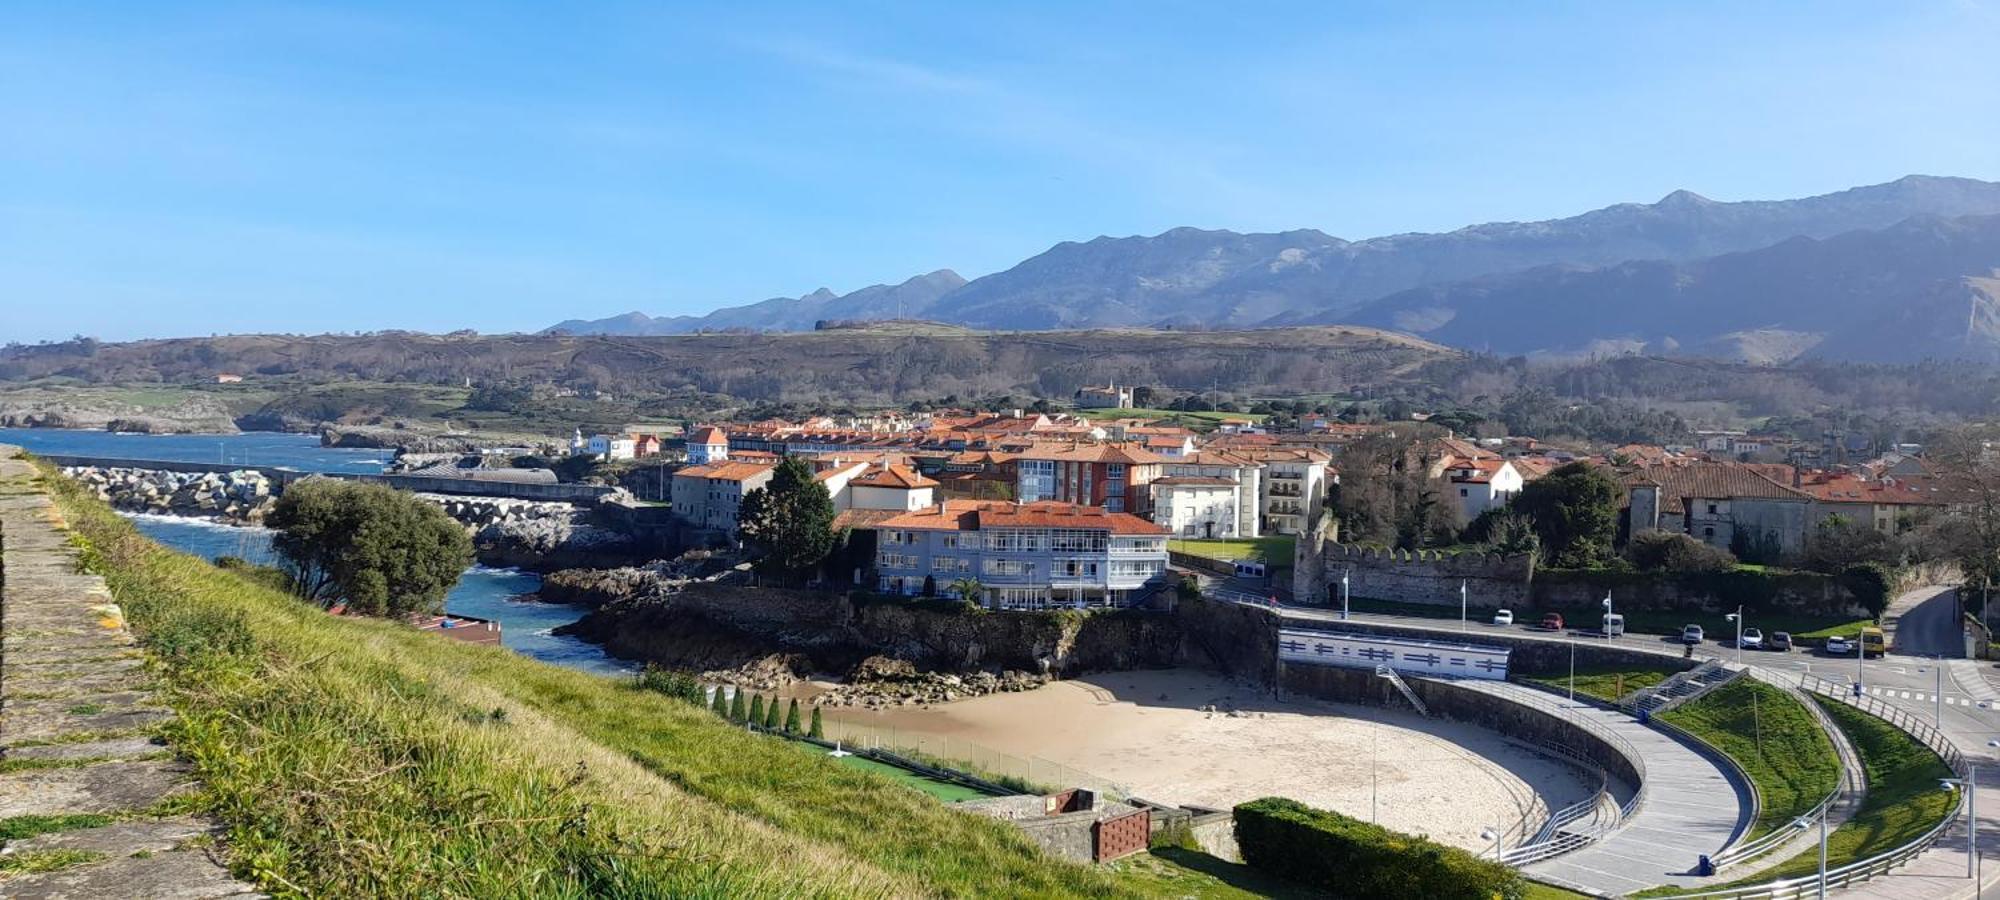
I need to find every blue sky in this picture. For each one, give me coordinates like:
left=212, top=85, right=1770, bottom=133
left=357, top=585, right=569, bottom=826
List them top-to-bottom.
left=5, top=2, right=2000, bottom=342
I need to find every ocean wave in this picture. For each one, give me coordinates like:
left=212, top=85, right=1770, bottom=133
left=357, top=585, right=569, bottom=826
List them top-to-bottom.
left=120, top=511, right=275, bottom=535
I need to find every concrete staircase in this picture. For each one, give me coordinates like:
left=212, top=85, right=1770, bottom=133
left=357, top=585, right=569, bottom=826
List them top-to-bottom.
left=1620, top=659, right=1740, bottom=716
left=1373, top=664, right=1430, bottom=717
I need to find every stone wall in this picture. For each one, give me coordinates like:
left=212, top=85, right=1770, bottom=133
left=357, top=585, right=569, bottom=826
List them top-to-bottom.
left=1297, top=536, right=1870, bottom=618
left=1298, top=542, right=1534, bottom=609
left=1278, top=664, right=1642, bottom=793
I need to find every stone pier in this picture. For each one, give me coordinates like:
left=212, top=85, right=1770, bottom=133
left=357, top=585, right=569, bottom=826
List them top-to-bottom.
left=0, top=450, right=260, bottom=898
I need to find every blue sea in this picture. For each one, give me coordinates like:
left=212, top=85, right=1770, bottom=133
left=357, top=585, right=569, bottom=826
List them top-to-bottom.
left=0, top=428, right=391, bottom=474
left=127, top=514, right=634, bottom=677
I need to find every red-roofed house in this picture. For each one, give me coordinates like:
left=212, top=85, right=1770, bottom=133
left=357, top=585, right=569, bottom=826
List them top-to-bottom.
left=687, top=426, right=730, bottom=465
left=1012, top=444, right=1166, bottom=515
left=1444, top=457, right=1525, bottom=524
left=670, top=460, right=777, bottom=536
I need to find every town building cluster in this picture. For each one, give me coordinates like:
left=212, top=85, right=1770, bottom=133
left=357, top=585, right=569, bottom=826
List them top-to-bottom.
left=564, top=406, right=1959, bottom=609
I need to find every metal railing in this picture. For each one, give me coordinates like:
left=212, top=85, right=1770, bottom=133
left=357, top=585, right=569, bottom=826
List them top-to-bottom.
left=1374, top=664, right=1430, bottom=717
left=1800, top=672, right=1966, bottom=774
left=1669, top=674, right=1969, bottom=897
left=1478, top=684, right=1650, bottom=865
left=1670, top=791, right=1964, bottom=899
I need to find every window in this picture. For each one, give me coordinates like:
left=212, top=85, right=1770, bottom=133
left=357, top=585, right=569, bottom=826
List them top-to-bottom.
left=1107, top=463, right=1126, bottom=479
left=1459, top=488, right=1469, bottom=497
left=1105, top=498, right=1124, bottom=512
left=1707, top=503, right=1718, bottom=515
left=1702, top=526, right=1716, bottom=540
left=940, top=534, right=961, bottom=549
left=983, top=559, right=1033, bottom=577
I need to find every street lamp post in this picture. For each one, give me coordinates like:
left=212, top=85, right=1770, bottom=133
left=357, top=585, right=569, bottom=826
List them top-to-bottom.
left=1341, top=570, right=1351, bottom=621
left=1460, top=579, right=1468, bottom=633
left=1725, top=606, right=1745, bottom=665
left=1568, top=636, right=1576, bottom=701
left=1944, top=766, right=1981, bottom=882
left=1795, top=809, right=1829, bottom=900
left=1481, top=826, right=1501, bottom=860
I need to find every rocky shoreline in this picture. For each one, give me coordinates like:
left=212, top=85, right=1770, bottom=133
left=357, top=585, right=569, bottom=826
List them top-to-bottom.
left=65, top=466, right=278, bottom=522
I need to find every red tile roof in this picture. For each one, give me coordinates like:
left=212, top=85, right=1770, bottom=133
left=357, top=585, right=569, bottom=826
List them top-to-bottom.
left=690, top=426, right=728, bottom=446
left=677, top=461, right=776, bottom=482
left=851, top=464, right=940, bottom=489
left=870, top=500, right=1166, bottom=535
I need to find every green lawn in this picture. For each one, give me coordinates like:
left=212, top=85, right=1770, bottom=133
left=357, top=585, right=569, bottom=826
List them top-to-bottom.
left=33, top=459, right=1136, bottom=899
left=1168, top=536, right=1295, bottom=565
left=1522, top=662, right=1681, bottom=703
left=1658, top=680, right=1841, bottom=838
left=1643, top=694, right=1956, bottom=894
left=824, top=752, right=997, bottom=804
left=1111, top=848, right=1320, bottom=899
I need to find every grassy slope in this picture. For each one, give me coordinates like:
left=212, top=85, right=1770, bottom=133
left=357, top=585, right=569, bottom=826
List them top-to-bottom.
left=33, top=461, right=1132, bottom=898
left=1166, top=536, right=1295, bottom=565
left=1521, top=662, right=1681, bottom=703
left=1658, top=680, right=1841, bottom=838
left=1645, top=695, right=1957, bottom=894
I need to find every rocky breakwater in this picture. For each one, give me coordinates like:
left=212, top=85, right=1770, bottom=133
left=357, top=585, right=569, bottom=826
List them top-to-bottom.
left=63, top=465, right=276, bottom=524
left=442, top=494, right=642, bottom=570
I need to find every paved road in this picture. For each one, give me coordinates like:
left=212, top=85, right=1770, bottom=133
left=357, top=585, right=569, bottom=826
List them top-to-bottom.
left=1456, top=681, right=1751, bottom=896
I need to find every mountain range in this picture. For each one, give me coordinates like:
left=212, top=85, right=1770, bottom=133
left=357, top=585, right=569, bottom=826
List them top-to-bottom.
left=547, top=175, right=2000, bottom=363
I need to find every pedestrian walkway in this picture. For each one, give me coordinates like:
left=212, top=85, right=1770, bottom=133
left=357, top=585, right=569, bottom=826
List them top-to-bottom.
left=0, top=449, right=261, bottom=899
left=1456, top=680, right=1752, bottom=897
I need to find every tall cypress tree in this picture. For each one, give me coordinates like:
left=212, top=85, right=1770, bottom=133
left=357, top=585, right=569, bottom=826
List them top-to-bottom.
left=709, top=685, right=729, bottom=718
left=728, top=687, right=747, bottom=722
left=748, top=694, right=766, bottom=727
left=763, top=695, right=781, bottom=729
left=783, top=698, right=802, bottom=733
left=808, top=706, right=824, bottom=739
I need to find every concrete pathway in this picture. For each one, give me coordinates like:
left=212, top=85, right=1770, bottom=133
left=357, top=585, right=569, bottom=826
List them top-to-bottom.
left=0, top=450, right=260, bottom=898
left=1455, top=680, right=1753, bottom=897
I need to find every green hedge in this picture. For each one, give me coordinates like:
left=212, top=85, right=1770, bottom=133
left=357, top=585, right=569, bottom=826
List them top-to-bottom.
left=1234, top=797, right=1523, bottom=900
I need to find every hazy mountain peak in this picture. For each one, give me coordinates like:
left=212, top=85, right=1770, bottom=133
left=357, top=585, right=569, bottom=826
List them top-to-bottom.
left=546, top=176, right=2000, bottom=353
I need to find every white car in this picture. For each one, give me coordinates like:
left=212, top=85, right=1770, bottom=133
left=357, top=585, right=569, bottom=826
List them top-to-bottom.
left=1492, top=610, right=1514, bottom=626
left=1739, top=627, right=1764, bottom=650
left=1824, top=636, right=1854, bottom=655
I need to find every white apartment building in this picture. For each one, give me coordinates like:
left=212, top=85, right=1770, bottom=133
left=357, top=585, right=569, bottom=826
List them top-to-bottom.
left=1155, top=450, right=1263, bottom=538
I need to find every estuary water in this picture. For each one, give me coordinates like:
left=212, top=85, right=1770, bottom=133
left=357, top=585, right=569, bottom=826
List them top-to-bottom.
left=0, top=428, right=391, bottom=474
left=126, top=514, right=633, bottom=677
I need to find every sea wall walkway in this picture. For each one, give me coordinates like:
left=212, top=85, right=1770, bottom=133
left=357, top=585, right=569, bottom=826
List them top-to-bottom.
left=0, top=448, right=260, bottom=898
left=1457, top=679, right=1753, bottom=897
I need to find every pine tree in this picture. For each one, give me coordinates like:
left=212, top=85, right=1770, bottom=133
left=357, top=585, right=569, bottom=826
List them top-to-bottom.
left=735, top=456, right=840, bottom=580
left=710, top=684, right=728, bottom=718
left=728, top=687, right=747, bottom=722
left=748, top=694, right=766, bottom=727
left=763, top=695, right=781, bottom=730
left=783, top=698, right=801, bottom=733
left=808, top=706, right=824, bottom=739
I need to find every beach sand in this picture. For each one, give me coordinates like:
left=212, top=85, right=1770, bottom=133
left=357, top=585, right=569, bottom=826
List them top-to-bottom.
left=819, top=668, right=1596, bottom=851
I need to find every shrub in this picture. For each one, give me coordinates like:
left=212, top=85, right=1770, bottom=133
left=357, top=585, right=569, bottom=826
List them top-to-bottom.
left=267, top=478, right=473, bottom=617
left=1627, top=531, right=1737, bottom=573
left=1840, top=562, right=1895, bottom=618
left=635, top=665, right=704, bottom=706
left=709, top=685, right=729, bottom=717
left=728, top=688, right=747, bottom=722
left=749, top=694, right=766, bottom=727
left=763, top=696, right=781, bottom=730
left=783, top=699, right=802, bottom=733
left=808, top=707, right=824, bottom=739
left=1233, top=797, right=1522, bottom=900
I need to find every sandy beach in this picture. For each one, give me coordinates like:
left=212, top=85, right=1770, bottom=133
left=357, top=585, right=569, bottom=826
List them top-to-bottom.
left=819, top=668, right=1596, bottom=852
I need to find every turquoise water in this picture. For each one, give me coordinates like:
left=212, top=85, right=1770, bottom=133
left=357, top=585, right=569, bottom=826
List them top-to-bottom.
left=0, top=428, right=390, bottom=474
left=126, top=514, right=633, bottom=676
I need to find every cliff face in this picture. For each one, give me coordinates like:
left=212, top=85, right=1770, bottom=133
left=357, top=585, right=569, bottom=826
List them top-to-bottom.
left=559, top=583, right=1196, bottom=680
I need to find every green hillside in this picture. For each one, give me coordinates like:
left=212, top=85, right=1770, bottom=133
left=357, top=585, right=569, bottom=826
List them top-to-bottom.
left=34, top=460, right=1134, bottom=898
